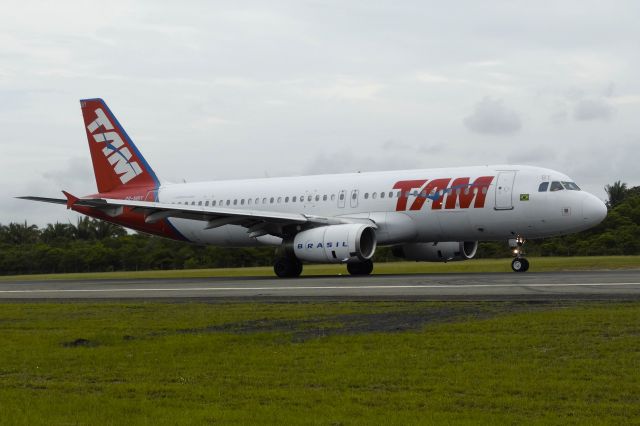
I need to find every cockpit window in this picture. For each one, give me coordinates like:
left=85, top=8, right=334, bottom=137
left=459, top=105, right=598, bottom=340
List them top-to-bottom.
left=550, top=181, right=564, bottom=192
left=561, top=181, right=581, bottom=191
left=538, top=182, right=549, bottom=192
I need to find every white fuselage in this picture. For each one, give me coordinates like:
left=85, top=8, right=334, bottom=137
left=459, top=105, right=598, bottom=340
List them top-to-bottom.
left=157, top=164, right=607, bottom=247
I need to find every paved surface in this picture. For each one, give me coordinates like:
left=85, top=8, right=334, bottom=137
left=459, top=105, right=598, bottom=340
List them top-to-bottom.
left=1, top=270, right=640, bottom=301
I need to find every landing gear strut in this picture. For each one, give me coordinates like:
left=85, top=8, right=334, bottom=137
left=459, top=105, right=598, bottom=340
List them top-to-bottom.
left=509, top=236, right=529, bottom=272
left=274, top=256, right=303, bottom=278
left=347, top=259, right=374, bottom=276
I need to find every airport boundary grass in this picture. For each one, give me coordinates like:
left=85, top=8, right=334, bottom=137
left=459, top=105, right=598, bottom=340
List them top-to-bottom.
left=1, top=255, right=639, bottom=281
left=0, top=301, right=638, bottom=424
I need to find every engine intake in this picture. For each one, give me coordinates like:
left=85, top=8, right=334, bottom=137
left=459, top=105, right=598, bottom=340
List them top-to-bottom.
left=292, top=224, right=377, bottom=263
left=392, top=241, right=478, bottom=262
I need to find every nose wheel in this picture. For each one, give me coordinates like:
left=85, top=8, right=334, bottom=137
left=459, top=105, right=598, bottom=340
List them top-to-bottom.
left=509, top=236, right=529, bottom=272
left=511, top=257, right=529, bottom=272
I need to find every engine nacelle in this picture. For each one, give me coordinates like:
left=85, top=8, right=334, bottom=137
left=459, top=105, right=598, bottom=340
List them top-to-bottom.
left=293, top=224, right=377, bottom=263
left=392, top=241, right=478, bottom=262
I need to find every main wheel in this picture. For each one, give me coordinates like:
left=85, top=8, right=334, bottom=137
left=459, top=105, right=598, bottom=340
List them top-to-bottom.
left=274, top=257, right=303, bottom=278
left=511, top=257, right=529, bottom=273
left=347, top=259, right=374, bottom=276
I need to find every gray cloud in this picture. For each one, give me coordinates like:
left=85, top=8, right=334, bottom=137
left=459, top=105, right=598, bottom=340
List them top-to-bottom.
left=463, top=97, right=522, bottom=135
left=573, top=98, right=613, bottom=121
left=304, top=150, right=422, bottom=175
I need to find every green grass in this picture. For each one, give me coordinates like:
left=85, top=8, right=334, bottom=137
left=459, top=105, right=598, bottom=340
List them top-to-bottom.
left=1, top=255, right=640, bottom=281
left=0, top=301, right=638, bottom=424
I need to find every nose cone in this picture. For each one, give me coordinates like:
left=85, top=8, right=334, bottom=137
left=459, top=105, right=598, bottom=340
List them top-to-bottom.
left=582, top=193, right=607, bottom=227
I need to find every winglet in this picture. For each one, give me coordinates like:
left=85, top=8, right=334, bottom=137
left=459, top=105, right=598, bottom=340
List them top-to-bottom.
left=62, top=191, right=79, bottom=209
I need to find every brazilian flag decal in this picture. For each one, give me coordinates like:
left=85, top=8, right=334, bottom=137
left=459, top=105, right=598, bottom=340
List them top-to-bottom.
left=520, top=194, right=530, bottom=201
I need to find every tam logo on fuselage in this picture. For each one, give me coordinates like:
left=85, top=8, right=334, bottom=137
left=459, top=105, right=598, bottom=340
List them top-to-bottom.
left=86, top=108, right=142, bottom=184
left=393, top=176, right=495, bottom=211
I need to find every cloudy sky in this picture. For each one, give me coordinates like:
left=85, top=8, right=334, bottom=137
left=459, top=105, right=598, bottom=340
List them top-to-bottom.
left=2, top=0, right=639, bottom=226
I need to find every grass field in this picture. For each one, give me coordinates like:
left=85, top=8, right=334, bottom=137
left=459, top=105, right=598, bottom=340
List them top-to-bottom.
left=1, top=255, right=640, bottom=281
left=0, top=301, right=639, bottom=424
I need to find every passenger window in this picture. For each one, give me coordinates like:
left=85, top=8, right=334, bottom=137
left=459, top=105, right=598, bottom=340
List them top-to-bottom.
left=550, top=181, right=564, bottom=192
left=538, top=182, right=549, bottom=192
left=396, top=191, right=401, bottom=198
left=352, top=192, right=357, bottom=199
left=372, top=192, right=377, bottom=199
left=380, top=192, right=385, bottom=199
left=339, top=193, right=344, bottom=200
left=364, top=193, right=369, bottom=199
left=331, top=194, right=336, bottom=201
left=308, top=195, right=312, bottom=202
left=315, top=195, right=320, bottom=201
left=323, top=195, right=327, bottom=201
left=285, top=196, right=289, bottom=203
left=292, top=196, right=297, bottom=202
left=270, top=197, right=274, bottom=204
left=277, top=197, right=282, bottom=203
left=255, top=198, right=259, bottom=204
left=262, top=198, right=267, bottom=204
left=233, top=199, right=238, bottom=205
left=241, top=199, right=245, bottom=205
left=248, top=199, right=252, bottom=205
left=226, top=200, right=230, bottom=206
left=205, top=201, right=209, bottom=206
left=212, top=201, right=216, bottom=206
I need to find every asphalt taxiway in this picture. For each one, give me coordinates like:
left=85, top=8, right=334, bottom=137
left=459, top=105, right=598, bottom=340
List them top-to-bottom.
left=1, top=270, right=639, bottom=301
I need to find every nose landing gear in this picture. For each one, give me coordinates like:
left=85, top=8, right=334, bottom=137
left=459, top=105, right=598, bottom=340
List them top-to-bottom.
left=509, top=236, right=529, bottom=272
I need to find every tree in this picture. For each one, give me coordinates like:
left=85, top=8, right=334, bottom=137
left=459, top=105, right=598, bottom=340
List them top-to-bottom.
left=605, top=181, right=628, bottom=208
left=0, top=221, right=39, bottom=245
left=41, top=222, right=75, bottom=244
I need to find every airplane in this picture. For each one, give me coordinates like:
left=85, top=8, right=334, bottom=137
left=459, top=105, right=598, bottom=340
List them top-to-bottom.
left=19, top=98, right=608, bottom=277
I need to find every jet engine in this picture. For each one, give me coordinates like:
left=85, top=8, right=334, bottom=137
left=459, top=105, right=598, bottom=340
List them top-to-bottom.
left=292, top=224, right=377, bottom=263
left=392, top=241, right=478, bottom=262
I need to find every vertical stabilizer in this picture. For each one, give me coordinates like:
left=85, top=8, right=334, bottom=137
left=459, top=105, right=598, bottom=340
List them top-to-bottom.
left=80, top=98, right=159, bottom=194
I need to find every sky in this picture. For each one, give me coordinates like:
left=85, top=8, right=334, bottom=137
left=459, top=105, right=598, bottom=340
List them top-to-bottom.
left=1, top=0, right=639, bottom=226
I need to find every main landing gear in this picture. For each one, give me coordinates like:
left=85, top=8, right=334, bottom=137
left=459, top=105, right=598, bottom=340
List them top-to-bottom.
left=509, top=236, right=529, bottom=272
left=273, top=256, right=303, bottom=278
left=347, top=259, right=374, bottom=276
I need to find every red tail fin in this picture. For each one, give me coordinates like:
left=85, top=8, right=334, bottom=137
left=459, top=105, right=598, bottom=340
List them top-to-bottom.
left=80, top=98, right=159, bottom=194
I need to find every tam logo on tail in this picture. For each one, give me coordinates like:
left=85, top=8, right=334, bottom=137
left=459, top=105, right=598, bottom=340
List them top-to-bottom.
left=81, top=98, right=159, bottom=195
left=86, top=108, right=142, bottom=184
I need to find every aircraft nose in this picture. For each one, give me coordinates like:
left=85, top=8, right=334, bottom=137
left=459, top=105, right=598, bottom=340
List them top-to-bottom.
left=582, top=193, right=607, bottom=226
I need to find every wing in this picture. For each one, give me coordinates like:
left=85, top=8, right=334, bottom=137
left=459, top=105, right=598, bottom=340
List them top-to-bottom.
left=17, top=194, right=376, bottom=238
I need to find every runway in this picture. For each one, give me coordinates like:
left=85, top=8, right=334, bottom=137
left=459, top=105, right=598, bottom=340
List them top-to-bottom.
left=1, top=270, right=640, bottom=301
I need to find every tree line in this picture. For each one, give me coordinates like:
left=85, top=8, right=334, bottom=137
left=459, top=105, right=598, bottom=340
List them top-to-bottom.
left=1, top=182, right=638, bottom=275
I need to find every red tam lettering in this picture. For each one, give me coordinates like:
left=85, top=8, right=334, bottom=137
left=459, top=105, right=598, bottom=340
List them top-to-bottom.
left=444, top=176, right=495, bottom=209
left=410, top=178, right=451, bottom=210
left=393, top=179, right=427, bottom=211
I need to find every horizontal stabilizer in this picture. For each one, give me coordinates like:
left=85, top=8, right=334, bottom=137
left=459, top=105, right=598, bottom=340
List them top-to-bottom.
left=16, top=196, right=67, bottom=205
